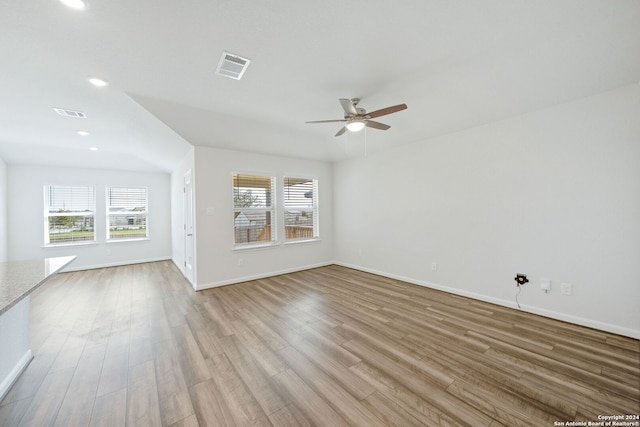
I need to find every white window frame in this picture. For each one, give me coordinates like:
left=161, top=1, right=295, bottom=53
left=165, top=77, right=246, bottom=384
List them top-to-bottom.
left=232, top=173, right=276, bottom=249
left=283, top=177, right=319, bottom=242
left=44, top=185, right=96, bottom=246
left=106, top=186, right=148, bottom=242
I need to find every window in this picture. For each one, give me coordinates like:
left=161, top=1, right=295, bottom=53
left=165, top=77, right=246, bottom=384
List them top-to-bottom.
left=233, top=174, right=275, bottom=246
left=284, top=177, right=318, bottom=241
left=45, top=185, right=95, bottom=245
left=107, top=187, right=148, bottom=240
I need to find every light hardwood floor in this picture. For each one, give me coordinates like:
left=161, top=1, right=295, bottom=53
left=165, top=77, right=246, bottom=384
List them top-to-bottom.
left=0, top=261, right=638, bottom=426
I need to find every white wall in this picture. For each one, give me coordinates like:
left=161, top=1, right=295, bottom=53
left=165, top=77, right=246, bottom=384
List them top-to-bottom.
left=334, top=84, right=640, bottom=338
left=192, top=146, right=333, bottom=289
left=170, top=148, right=195, bottom=279
left=0, top=157, right=7, bottom=262
left=7, top=165, right=172, bottom=270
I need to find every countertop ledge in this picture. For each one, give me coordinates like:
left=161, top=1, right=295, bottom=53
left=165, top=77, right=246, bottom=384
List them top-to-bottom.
left=0, top=256, right=76, bottom=315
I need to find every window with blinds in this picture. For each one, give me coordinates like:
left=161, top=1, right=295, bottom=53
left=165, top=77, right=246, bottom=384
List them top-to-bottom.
left=233, top=174, right=276, bottom=246
left=283, top=177, right=318, bottom=241
left=45, top=185, right=96, bottom=245
left=107, top=187, right=148, bottom=240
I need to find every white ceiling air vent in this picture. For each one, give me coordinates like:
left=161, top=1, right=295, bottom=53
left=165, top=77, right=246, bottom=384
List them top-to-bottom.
left=216, top=52, right=251, bottom=80
left=53, top=108, right=87, bottom=118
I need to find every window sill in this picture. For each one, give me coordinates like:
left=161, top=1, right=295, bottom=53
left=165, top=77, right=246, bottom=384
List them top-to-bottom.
left=106, top=238, right=150, bottom=244
left=283, top=238, right=321, bottom=246
left=44, top=241, right=98, bottom=248
left=232, top=242, right=278, bottom=252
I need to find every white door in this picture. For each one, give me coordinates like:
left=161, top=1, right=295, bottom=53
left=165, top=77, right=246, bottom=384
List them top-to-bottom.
left=184, top=170, right=195, bottom=285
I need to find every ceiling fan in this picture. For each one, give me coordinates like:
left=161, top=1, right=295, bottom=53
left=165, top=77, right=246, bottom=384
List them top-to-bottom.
left=306, top=98, right=407, bottom=136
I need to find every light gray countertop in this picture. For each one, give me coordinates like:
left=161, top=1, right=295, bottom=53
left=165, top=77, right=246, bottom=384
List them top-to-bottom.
left=0, top=256, right=76, bottom=315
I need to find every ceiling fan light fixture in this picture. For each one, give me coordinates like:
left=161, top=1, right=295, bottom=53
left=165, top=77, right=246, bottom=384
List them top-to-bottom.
left=346, top=120, right=365, bottom=132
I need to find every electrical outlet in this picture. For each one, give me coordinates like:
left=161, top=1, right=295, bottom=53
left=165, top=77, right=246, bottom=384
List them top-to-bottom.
left=237, top=258, right=244, bottom=266
left=431, top=262, right=438, bottom=271
left=540, top=278, right=551, bottom=292
left=561, top=282, right=572, bottom=296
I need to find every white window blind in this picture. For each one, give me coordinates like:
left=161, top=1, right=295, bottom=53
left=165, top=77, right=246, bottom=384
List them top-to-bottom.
left=233, top=174, right=275, bottom=246
left=283, top=177, right=318, bottom=241
left=45, top=185, right=95, bottom=245
left=107, top=187, right=148, bottom=240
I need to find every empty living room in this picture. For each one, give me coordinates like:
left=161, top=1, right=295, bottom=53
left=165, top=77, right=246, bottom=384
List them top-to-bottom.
left=0, top=1, right=638, bottom=426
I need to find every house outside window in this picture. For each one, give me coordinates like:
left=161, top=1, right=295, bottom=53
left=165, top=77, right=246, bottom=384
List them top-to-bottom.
left=233, top=174, right=276, bottom=246
left=283, top=177, right=318, bottom=241
left=45, top=185, right=95, bottom=245
left=106, top=187, right=148, bottom=240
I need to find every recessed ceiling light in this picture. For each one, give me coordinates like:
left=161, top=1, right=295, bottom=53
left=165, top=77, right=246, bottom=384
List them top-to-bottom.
left=59, top=0, right=87, bottom=10
left=88, top=77, right=108, bottom=87
left=76, top=130, right=89, bottom=136
left=89, top=146, right=99, bottom=151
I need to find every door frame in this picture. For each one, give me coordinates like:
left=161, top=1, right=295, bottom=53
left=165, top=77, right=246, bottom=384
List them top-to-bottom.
left=183, top=169, right=195, bottom=285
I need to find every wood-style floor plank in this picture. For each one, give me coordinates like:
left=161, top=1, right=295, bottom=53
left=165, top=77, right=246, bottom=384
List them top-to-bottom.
left=1, top=261, right=638, bottom=426
left=152, top=338, right=196, bottom=426
left=53, top=344, right=107, bottom=427
left=126, top=360, right=162, bottom=427
left=16, top=367, right=75, bottom=427
left=89, top=389, right=127, bottom=427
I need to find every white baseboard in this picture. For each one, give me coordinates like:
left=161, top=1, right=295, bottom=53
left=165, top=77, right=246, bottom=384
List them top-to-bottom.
left=62, top=256, right=172, bottom=272
left=195, top=261, right=334, bottom=291
left=334, top=261, right=640, bottom=340
left=0, top=349, right=33, bottom=402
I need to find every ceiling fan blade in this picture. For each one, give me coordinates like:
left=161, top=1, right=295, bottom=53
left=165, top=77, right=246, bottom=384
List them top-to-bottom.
left=339, top=98, right=358, bottom=115
left=366, top=103, right=407, bottom=119
left=305, top=119, right=347, bottom=123
left=365, top=120, right=390, bottom=130
left=335, top=126, right=347, bottom=137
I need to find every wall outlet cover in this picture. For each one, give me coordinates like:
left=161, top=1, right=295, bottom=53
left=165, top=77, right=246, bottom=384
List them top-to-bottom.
left=540, top=278, right=551, bottom=291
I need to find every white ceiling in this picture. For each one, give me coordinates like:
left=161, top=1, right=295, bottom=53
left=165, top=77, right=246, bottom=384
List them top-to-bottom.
left=1, top=0, right=639, bottom=172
